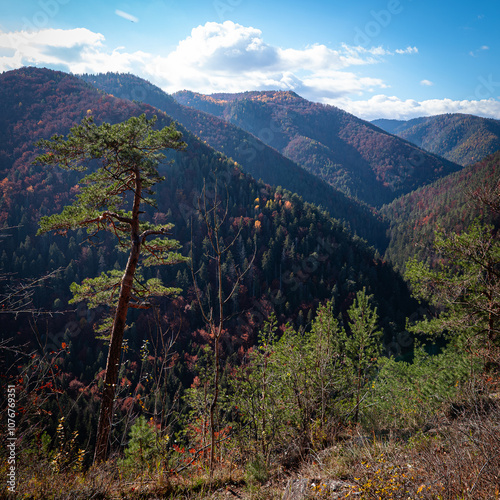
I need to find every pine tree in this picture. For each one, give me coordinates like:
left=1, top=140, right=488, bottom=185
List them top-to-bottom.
left=34, top=113, right=187, bottom=463
left=343, top=288, right=382, bottom=423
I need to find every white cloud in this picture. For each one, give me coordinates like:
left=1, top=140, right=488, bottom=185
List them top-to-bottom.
left=159, top=21, right=279, bottom=74
left=146, top=22, right=417, bottom=98
left=0, top=27, right=152, bottom=74
left=0, top=27, right=104, bottom=57
left=0, top=28, right=102, bottom=70
left=299, top=70, right=387, bottom=100
left=420, top=79, right=434, bottom=86
left=326, top=95, right=500, bottom=121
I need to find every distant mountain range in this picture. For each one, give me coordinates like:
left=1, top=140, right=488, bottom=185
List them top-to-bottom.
left=78, top=73, right=500, bottom=266
left=79, top=73, right=389, bottom=250
left=173, top=90, right=461, bottom=207
left=373, top=114, right=500, bottom=167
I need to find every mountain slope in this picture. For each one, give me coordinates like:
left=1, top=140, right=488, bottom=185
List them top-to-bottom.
left=0, top=67, right=415, bottom=353
left=79, top=72, right=389, bottom=251
left=173, top=90, right=461, bottom=207
left=373, top=114, right=500, bottom=166
left=381, top=150, right=500, bottom=270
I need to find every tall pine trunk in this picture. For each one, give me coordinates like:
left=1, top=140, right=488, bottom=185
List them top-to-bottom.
left=94, top=170, right=142, bottom=464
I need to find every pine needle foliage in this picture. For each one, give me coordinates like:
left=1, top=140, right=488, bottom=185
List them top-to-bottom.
left=405, top=220, right=500, bottom=360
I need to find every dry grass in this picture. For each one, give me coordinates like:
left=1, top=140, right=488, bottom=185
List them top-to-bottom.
left=7, top=389, right=500, bottom=500
left=292, top=395, right=500, bottom=500
left=7, top=457, right=277, bottom=500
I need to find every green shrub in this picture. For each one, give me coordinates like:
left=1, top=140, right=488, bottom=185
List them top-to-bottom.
left=122, top=415, right=158, bottom=470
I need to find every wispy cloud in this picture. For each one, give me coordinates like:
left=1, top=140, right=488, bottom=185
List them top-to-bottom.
left=115, top=10, right=139, bottom=23
left=469, top=45, right=489, bottom=57
left=395, top=46, right=418, bottom=55
left=420, top=79, right=434, bottom=86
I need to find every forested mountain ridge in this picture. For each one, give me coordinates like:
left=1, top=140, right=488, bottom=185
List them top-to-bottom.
left=0, top=66, right=415, bottom=368
left=78, top=72, right=389, bottom=251
left=173, top=89, right=462, bottom=207
left=373, top=113, right=500, bottom=167
left=381, top=149, right=500, bottom=270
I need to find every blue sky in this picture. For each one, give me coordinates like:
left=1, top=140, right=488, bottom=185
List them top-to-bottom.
left=0, top=0, right=499, bottom=120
